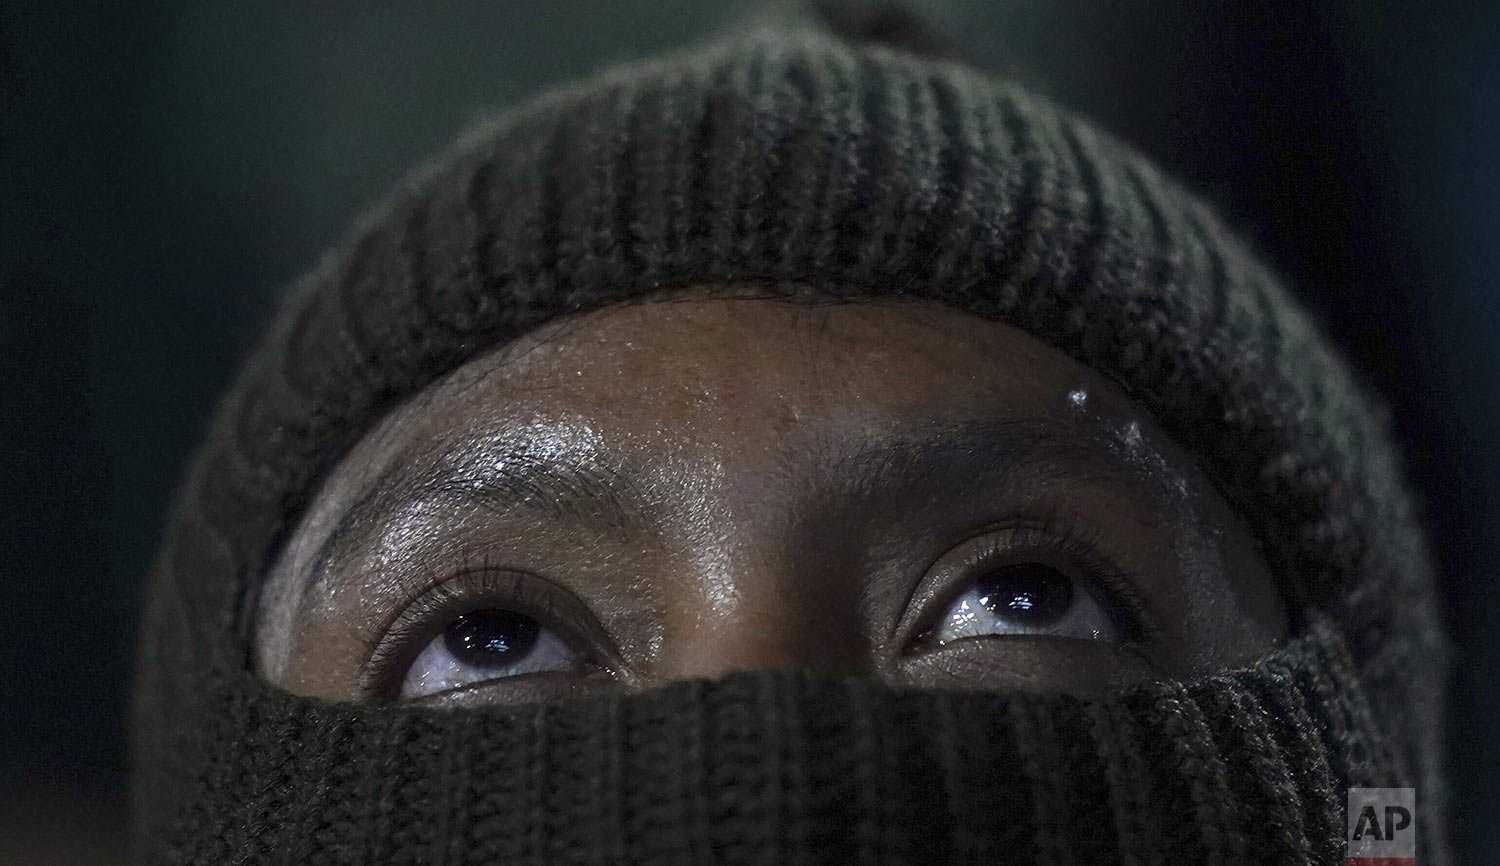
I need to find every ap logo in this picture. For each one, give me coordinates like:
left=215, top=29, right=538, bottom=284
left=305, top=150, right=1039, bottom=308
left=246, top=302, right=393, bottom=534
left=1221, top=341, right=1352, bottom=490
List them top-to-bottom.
left=1347, top=787, right=1416, bottom=865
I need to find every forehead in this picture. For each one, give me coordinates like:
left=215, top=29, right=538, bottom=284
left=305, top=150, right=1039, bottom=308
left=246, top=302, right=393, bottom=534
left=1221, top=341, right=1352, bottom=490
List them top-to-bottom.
left=273, top=292, right=1208, bottom=578
left=271, top=293, right=1193, bottom=583
left=376, top=295, right=1129, bottom=458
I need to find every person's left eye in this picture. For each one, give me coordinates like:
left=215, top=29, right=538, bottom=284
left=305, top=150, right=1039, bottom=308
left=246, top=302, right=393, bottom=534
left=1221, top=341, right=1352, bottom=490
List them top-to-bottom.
left=903, top=521, right=1149, bottom=653
left=919, top=562, right=1119, bottom=646
left=401, top=608, right=583, bottom=698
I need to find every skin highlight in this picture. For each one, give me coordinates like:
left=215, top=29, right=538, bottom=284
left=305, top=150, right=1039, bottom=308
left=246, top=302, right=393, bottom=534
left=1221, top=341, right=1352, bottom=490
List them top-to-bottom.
left=256, top=288, right=1287, bottom=705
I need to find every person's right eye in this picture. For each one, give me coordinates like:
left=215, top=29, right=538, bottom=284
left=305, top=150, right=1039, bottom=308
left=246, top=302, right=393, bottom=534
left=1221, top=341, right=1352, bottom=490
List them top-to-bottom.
left=366, top=568, right=612, bottom=702
left=401, top=608, right=582, bottom=698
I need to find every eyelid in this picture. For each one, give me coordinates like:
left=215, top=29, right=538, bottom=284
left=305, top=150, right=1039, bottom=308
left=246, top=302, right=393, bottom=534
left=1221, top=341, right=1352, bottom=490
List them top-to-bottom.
left=891, top=517, right=1159, bottom=655
left=359, top=561, right=625, bottom=701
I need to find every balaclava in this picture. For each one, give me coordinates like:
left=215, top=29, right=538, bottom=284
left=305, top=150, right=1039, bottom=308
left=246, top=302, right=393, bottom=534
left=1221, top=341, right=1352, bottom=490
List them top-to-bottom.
left=131, top=5, right=1450, bottom=863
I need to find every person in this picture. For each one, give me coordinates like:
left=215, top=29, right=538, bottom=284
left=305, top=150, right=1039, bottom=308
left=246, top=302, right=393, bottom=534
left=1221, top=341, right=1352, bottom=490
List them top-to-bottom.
left=131, top=3, right=1449, bottom=863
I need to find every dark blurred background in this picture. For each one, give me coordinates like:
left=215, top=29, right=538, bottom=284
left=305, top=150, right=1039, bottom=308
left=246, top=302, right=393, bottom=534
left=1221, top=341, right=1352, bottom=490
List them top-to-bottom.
left=4, top=2, right=1496, bottom=863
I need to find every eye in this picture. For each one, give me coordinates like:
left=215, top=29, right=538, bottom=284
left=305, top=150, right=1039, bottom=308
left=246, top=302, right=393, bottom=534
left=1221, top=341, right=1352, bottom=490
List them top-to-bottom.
left=905, top=521, right=1150, bottom=653
left=919, top=562, right=1118, bottom=646
left=366, top=568, right=613, bottom=701
left=401, top=608, right=583, bottom=698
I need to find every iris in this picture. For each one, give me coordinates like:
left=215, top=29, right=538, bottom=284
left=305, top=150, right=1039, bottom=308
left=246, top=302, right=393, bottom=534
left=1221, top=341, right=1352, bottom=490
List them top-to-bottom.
left=976, top=564, right=1074, bottom=625
left=442, top=610, right=541, bottom=668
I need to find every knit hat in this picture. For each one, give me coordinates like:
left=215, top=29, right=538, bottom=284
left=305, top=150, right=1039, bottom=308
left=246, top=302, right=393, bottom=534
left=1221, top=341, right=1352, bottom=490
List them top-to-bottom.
left=131, top=9, right=1449, bottom=864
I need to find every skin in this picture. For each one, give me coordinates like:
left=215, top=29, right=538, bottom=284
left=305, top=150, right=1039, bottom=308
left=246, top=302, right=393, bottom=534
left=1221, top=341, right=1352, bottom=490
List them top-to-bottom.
left=256, top=287, right=1286, bottom=706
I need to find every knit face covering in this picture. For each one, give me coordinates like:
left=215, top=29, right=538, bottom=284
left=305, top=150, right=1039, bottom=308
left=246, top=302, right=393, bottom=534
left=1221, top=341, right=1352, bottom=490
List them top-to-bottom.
left=131, top=22, right=1450, bottom=866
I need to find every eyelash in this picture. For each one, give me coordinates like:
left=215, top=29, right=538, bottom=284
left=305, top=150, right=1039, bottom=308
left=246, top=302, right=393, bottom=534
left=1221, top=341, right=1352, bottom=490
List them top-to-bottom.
left=361, top=514, right=1155, bottom=699
left=913, top=515, right=1158, bottom=649
left=359, top=552, right=610, bottom=701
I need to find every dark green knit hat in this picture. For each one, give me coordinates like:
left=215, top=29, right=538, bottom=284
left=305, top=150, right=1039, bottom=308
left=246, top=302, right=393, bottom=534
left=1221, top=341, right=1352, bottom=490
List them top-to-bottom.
left=132, top=13, right=1448, bottom=864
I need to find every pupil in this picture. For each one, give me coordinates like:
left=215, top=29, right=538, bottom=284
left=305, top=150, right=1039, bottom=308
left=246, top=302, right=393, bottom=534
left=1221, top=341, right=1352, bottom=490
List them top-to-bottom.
left=975, top=564, right=1074, bottom=625
left=442, top=609, right=540, bottom=669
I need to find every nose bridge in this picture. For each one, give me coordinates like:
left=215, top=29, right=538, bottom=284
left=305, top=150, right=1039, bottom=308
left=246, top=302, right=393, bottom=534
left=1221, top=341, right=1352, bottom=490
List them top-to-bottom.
left=656, top=417, right=868, bottom=680
left=660, top=543, right=870, bottom=681
left=666, top=601, right=870, bottom=680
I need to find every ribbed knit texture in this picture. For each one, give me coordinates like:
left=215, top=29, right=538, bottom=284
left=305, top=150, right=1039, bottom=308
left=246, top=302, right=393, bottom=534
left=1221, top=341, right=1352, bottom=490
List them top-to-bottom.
left=132, top=17, right=1449, bottom=865
left=156, top=619, right=1386, bottom=865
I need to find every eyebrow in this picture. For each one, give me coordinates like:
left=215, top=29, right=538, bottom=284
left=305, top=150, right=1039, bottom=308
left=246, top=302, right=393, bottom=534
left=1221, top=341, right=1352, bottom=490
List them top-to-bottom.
left=301, top=412, right=1168, bottom=599
left=825, top=416, right=1155, bottom=508
left=303, top=434, right=647, bottom=601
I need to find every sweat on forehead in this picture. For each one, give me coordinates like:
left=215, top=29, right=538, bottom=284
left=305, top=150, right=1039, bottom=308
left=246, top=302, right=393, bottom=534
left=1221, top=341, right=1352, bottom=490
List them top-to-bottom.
left=253, top=291, right=1283, bottom=689
left=267, top=291, right=1179, bottom=573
